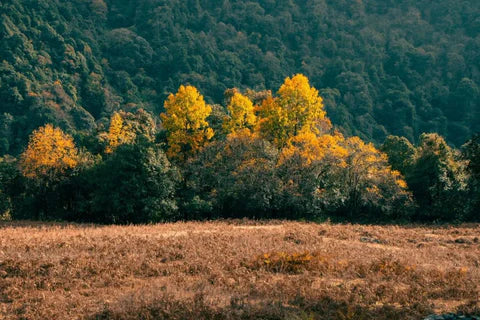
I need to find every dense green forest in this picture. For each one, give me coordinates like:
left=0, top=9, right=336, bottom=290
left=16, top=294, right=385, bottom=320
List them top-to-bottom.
left=1, top=0, right=479, bottom=156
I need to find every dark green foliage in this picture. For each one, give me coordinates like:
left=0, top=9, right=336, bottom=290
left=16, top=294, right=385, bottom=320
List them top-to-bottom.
left=1, top=0, right=479, bottom=156
left=185, top=131, right=281, bottom=219
left=384, top=133, right=470, bottom=222
left=463, top=134, right=480, bottom=220
left=463, top=134, right=480, bottom=183
left=381, top=135, right=416, bottom=174
left=81, top=144, right=180, bottom=224
left=0, top=156, right=20, bottom=216
left=11, top=162, right=81, bottom=221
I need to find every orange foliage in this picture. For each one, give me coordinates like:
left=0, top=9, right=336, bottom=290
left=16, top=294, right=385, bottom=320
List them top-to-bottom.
left=279, top=131, right=348, bottom=166
left=344, top=136, right=409, bottom=192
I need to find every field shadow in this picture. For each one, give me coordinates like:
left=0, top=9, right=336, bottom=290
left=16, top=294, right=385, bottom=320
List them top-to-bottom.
left=0, top=220, right=100, bottom=229
left=87, top=294, right=435, bottom=320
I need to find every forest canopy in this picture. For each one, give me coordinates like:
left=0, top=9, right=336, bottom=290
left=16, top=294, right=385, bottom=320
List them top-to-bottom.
left=0, top=0, right=479, bottom=157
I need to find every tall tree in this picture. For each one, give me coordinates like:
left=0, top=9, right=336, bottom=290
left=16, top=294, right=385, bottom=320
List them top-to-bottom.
left=258, top=74, right=331, bottom=147
left=277, top=74, right=330, bottom=136
left=161, top=85, right=214, bottom=161
left=222, top=91, right=257, bottom=134
left=257, top=96, right=290, bottom=148
left=103, top=109, right=156, bottom=153
left=104, top=112, right=136, bottom=153
left=19, top=124, right=81, bottom=219
left=20, top=124, right=79, bottom=179
left=408, top=133, right=468, bottom=221
left=381, top=135, right=416, bottom=175
left=339, top=136, right=412, bottom=220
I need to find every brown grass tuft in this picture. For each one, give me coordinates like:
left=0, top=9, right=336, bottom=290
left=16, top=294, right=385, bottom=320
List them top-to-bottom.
left=248, top=251, right=331, bottom=274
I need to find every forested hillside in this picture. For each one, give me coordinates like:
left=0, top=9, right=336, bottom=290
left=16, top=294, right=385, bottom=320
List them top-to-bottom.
left=1, top=0, right=479, bottom=156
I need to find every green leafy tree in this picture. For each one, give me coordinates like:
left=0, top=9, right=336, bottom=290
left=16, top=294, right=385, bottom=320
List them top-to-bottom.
left=186, top=129, right=280, bottom=218
left=408, top=133, right=468, bottom=221
left=462, top=134, right=480, bottom=220
left=381, top=135, right=416, bottom=175
left=85, top=144, right=180, bottom=223
left=0, top=156, right=21, bottom=218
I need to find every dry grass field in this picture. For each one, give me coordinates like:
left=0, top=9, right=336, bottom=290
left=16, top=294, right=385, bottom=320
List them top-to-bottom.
left=0, top=220, right=479, bottom=320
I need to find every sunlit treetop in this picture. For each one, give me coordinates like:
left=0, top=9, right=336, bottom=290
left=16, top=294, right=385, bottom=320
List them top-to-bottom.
left=257, top=74, right=332, bottom=148
left=277, top=74, right=331, bottom=135
left=161, top=85, right=214, bottom=161
left=223, top=91, right=257, bottom=134
left=256, top=96, right=289, bottom=147
left=103, top=109, right=157, bottom=154
left=104, top=112, right=136, bottom=153
left=20, top=124, right=79, bottom=179
left=279, top=131, right=347, bottom=166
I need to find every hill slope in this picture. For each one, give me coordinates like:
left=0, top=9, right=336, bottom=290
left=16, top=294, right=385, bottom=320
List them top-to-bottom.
left=1, top=0, right=479, bottom=155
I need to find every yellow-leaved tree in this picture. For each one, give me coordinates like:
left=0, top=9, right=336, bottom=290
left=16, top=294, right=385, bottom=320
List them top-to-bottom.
left=258, top=74, right=331, bottom=147
left=277, top=74, right=328, bottom=135
left=161, top=85, right=214, bottom=161
left=223, top=91, right=257, bottom=134
left=257, top=96, right=290, bottom=147
left=104, top=112, right=137, bottom=153
left=20, top=124, right=79, bottom=179
left=276, top=130, right=348, bottom=216
left=279, top=131, right=348, bottom=167
left=341, top=136, right=411, bottom=217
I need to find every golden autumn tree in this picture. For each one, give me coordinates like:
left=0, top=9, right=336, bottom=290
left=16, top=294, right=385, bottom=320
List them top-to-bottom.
left=258, top=74, right=331, bottom=147
left=277, top=74, right=328, bottom=134
left=161, top=85, right=214, bottom=161
left=222, top=91, right=257, bottom=134
left=257, top=96, right=289, bottom=147
left=104, top=112, right=137, bottom=153
left=20, top=124, right=79, bottom=179
left=276, top=131, right=348, bottom=216
left=279, top=131, right=348, bottom=167
left=340, top=136, right=411, bottom=218
left=343, top=136, right=407, bottom=189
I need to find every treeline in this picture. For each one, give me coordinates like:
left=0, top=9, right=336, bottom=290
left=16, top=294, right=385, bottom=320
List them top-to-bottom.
left=1, top=0, right=479, bottom=157
left=1, top=75, right=478, bottom=223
